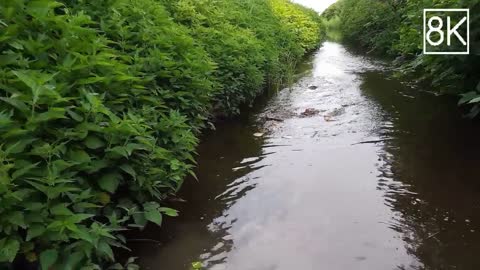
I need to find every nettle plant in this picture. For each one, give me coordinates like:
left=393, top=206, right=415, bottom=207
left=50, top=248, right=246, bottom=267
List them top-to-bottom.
left=0, top=0, right=202, bottom=268
left=0, top=0, right=323, bottom=268
left=160, top=0, right=323, bottom=116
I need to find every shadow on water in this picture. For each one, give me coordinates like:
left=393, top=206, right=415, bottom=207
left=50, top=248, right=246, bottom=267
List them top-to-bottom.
left=128, top=42, right=480, bottom=270
left=361, top=72, right=480, bottom=270
left=126, top=119, right=267, bottom=269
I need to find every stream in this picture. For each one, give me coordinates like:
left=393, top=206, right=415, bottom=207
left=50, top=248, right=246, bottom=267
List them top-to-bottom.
left=129, top=42, right=480, bottom=270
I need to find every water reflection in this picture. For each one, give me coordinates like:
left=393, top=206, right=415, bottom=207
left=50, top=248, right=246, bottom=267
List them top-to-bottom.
left=129, top=42, right=480, bottom=270
left=361, top=72, right=480, bottom=270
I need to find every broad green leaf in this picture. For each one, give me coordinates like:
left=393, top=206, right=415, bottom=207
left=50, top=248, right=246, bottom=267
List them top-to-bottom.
left=26, top=0, right=63, bottom=18
left=8, top=40, right=23, bottom=51
left=0, top=54, right=18, bottom=66
left=12, top=70, right=35, bottom=90
left=12, top=70, right=56, bottom=104
left=458, top=91, right=477, bottom=105
left=468, top=96, right=480, bottom=104
left=0, top=97, right=29, bottom=114
left=30, top=108, right=67, bottom=123
left=66, top=109, right=84, bottom=122
left=0, top=110, right=13, bottom=126
left=2, top=128, right=29, bottom=139
left=84, top=136, right=105, bottom=149
left=6, top=138, right=36, bottom=154
left=106, top=146, right=130, bottom=158
left=69, top=149, right=91, bottom=164
left=51, top=159, right=73, bottom=173
left=85, top=159, right=110, bottom=174
left=12, top=162, right=40, bottom=180
left=119, top=164, right=136, bottom=179
left=98, top=173, right=121, bottom=193
left=9, top=189, right=33, bottom=201
left=24, top=202, right=44, bottom=211
left=50, top=204, right=73, bottom=216
left=159, top=207, right=179, bottom=217
left=144, top=209, right=162, bottom=225
left=25, top=211, right=46, bottom=223
left=8, top=212, right=26, bottom=228
left=132, top=213, right=147, bottom=228
left=67, top=214, right=94, bottom=224
left=90, top=222, right=116, bottom=240
left=27, top=224, right=46, bottom=241
left=70, top=226, right=93, bottom=244
left=0, top=238, right=20, bottom=262
left=98, top=241, right=114, bottom=261
left=40, top=249, right=58, bottom=270
left=64, top=251, right=84, bottom=270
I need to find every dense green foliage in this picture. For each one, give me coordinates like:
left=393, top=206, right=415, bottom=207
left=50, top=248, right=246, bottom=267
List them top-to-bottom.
left=0, top=0, right=322, bottom=268
left=160, top=0, right=323, bottom=115
left=323, top=0, right=479, bottom=116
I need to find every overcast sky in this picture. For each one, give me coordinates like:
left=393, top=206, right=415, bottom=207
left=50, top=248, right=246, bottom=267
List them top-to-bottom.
left=292, top=0, right=337, bottom=13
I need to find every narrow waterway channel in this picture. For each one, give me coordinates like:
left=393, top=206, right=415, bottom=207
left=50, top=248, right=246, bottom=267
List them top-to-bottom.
left=129, top=42, right=480, bottom=270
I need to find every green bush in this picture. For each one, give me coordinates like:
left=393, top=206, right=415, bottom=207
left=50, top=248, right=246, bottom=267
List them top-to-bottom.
left=0, top=0, right=323, bottom=268
left=0, top=0, right=207, bottom=268
left=162, top=0, right=323, bottom=115
left=271, top=0, right=324, bottom=52
left=335, top=0, right=401, bottom=53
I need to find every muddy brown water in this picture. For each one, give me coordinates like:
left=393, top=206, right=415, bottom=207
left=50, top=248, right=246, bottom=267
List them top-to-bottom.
left=128, top=42, right=480, bottom=270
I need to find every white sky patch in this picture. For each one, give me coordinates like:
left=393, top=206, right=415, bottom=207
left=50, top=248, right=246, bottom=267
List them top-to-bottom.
left=291, top=0, right=337, bottom=13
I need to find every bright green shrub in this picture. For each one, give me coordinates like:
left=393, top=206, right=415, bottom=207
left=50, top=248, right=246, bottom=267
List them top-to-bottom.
left=0, top=0, right=323, bottom=268
left=0, top=0, right=208, bottom=268
left=65, top=0, right=216, bottom=130
left=162, top=0, right=323, bottom=115
left=162, top=0, right=267, bottom=114
left=221, top=0, right=305, bottom=89
left=270, top=0, right=324, bottom=52
left=335, top=0, right=401, bottom=53
left=195, top=24, right=266, bottom=114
